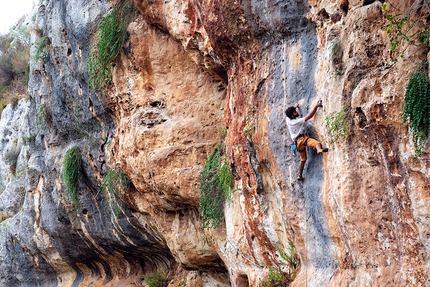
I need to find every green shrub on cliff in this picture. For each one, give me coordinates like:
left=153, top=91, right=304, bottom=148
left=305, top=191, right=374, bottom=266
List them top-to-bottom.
left=88, top=0, right=138, bottom=91
left=382, top=1, right=430, bottom=61
left=33, top=36, right=50, bottom=63
left=402, top=68, right=430, bottom=158
left=324, top=109, right=350, bottom=146
left=199, top=143, right=233, bottom=230
left=4, top=146, right=21, bottom=175
left=63, top=146, right=81, bottom=214
left=103, top=168, right=130, bottom=199
left=278, top=243, right=300, bottom=278
left=259, top=244, right=299, bottom=286
left=259, top=267, right=291, bottom=287
left=144, top=270, right=169, bottom=287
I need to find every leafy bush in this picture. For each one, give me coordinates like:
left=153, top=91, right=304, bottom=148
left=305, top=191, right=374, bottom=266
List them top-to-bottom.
left=88, top=0, right=138, bottom=91
left=382, top=1, right=430, bottom=61
left=0, top=21, right=30, bottom=111
left=402, top=69, right=430, bottom=158
left=324, top=109, right=350, bottom=146
left=199, top=143, right=233, bottom=230
left=63, top=146, right=81, bottom=214
left=103, top=168, right=130, bottom=199
left=259, top=243, right=299, bottom=286
left=278, top=243, right=300, bottom=278
left=144, top=270, right=169, bottom=287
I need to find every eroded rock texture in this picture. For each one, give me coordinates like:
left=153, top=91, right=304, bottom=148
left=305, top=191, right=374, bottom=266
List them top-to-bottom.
left=0, top=0, right=429, bottom=286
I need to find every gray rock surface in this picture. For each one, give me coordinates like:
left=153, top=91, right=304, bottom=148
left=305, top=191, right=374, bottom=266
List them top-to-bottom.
left=0, top=1, right=174, bottom=286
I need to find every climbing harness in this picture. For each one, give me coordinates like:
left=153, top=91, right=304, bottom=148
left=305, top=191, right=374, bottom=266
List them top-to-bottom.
left=294, top=134, right=310, bottom=153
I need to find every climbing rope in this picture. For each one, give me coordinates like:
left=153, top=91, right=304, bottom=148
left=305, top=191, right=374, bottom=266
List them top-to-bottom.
left=304, top=96, right=310, bottom=287
left=305, top=175, right=309, bottom=287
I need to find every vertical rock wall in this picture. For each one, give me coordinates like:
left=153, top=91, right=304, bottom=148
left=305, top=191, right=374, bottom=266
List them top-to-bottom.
left=0, top=0, right=429, bottom=286
left=128, top=0, right=430, bottom=285
left=0, top=1, right=174, bottom=286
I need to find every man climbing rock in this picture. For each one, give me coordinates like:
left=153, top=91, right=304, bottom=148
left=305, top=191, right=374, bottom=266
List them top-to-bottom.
left=285, top=100, right=328, bottom=180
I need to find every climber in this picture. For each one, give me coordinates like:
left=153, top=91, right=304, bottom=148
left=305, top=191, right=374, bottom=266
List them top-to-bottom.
left=285, top=100, right=328, bottom=181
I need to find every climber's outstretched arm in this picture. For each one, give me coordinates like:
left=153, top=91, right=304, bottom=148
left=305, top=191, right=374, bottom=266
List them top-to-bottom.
left=304, top=100, right=322, bottom=122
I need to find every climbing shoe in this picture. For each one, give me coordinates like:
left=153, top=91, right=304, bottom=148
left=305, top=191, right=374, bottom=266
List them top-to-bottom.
left=317, top=148, right=329, bottom=154
left=297, top=175, right=304, bottom=181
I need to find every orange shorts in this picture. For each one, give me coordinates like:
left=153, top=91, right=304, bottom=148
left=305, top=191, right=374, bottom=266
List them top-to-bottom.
left=296, top=135, right=320, bottom=162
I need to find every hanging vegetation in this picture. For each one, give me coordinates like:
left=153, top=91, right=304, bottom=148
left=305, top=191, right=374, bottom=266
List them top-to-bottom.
left=88, top=0, right=138, bottom=91
left=402, top=68, right=430, bottom=158
left=199, top=143, right=233, bottom=230
left=63, top=146, right=82, bottom=214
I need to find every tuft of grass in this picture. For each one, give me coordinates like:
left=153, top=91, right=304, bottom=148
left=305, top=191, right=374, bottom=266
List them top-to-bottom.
left=88, top=0, right=138, bottom=91
left=33, top=36, right=50, bottom=63
left=329, top=39, right=342, bottom=66
left=329, top=39, right=341, bottom=57
left=402, top=68, right=430, bottom=158
left=36, top=103, right=47, bottom=131
left=324, top=109, right=350, bottom=146
left=220, top=128, right=228, bottom=138
left=199, top=143, right=233, bottom=230
left=4, top=146, right=21, bottom=175
left=63, top=146, right=81, bottom=214
left=103, top=168, right=130, bottom=199
left=278, top=242, right=300, bottom=278
left=259, top=243, right=299, bottom=286
left=259, top=267, right=291, bottom=287
left=144, top=270, right=169, bottom=287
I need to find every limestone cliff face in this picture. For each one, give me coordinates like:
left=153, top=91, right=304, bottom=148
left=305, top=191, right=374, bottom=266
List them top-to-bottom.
left=0, top=0, right=429, bottom=286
